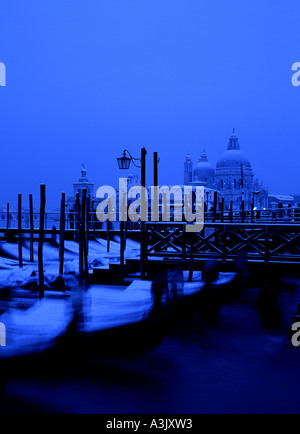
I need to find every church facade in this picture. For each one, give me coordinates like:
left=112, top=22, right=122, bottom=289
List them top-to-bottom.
left=184, top=131, right=268, bottom=210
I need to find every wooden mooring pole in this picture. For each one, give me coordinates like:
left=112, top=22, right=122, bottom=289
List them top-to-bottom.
left=140, top=147, right=147, bottom=280
left=39, top=185, right=46, bottom=298
left=82, top=189, right=89, bottom=286
left=213, top=191, right=218, bottom=223
left=59, top=192, right=65, bottom=275
left=75, top=193, right=80, bottom=243
left=77, top=193, right=84, bottom=286
left=18, top=194, right=23, bottom=268
left=29, top=194, right=34, bottom=262
left=86, top=194, right=91, bottom=256
left=107, top=198, right=111, bottom=253
left=6, top=203, right=10, bottom=242
left=120, top=220, right=125, bottom=283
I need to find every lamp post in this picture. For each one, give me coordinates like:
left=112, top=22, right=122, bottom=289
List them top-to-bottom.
left=117, top=147, right=147, bottom=280
left=117, top=148, right=146, bottom=188
left=153, top=151, right=159, bottom=187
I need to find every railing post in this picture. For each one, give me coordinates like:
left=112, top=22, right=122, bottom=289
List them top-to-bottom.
left=221, top=197, right=224, bottom=223
left=141, top=222, right=147, bottom=280
left=222, top=224, right=227, bottom=263
left=182, top=225, right=186, bottom=263
left=265, top=225, right=269, bottom=263
left=188, top=232, right=194, bottom=282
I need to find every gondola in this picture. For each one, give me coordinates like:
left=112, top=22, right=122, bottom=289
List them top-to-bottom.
left=0, top=278, right=165, bottom=381
left=66, top=280, right=166, bottom=357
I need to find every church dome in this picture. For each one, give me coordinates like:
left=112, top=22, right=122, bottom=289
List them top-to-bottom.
left=216, top=131, right=252, bottom=169
left=194, top=150, right=215, bottom=182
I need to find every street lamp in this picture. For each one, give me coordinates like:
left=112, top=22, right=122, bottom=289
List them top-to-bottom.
left=117, top=149, right=142, bottom=170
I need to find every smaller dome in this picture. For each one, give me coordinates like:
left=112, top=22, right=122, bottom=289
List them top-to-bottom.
left=194, top=150, right=215, bottom=183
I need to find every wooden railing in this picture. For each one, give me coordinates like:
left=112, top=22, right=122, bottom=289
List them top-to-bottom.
left=144, top=222, right=300, bottom=264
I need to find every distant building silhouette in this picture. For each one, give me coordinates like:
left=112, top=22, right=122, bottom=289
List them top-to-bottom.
left=184, top=130, right=268, bottom=210
left=67, top=164, right=96, bottom=218
left=73, top=164, right=95, bottom=199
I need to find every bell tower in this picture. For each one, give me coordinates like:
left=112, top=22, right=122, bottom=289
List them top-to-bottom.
left=184, top=153, right=193, bottom=185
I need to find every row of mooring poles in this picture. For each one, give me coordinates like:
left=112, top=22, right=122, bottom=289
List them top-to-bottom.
left=13, top=185, right=91, bottom=296
left=16, top=185, right=46, bottom=298
left=15, top=186, right=61, bottom=298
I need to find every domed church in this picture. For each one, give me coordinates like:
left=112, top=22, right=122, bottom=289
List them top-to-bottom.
left=184, top=130, right=268, bottom=210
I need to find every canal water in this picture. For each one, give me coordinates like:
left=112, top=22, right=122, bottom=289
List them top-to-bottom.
left=1, top=278, right=300, bottom=414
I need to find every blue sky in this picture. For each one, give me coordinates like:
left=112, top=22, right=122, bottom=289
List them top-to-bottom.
left=0, top=0, right=300, bottom=208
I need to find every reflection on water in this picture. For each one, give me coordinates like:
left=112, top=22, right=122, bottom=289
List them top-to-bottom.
left=1, top=279, right=300, bottom=414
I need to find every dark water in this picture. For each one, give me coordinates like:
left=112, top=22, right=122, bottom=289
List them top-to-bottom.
left=1, top=279, right=300, bottom=414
